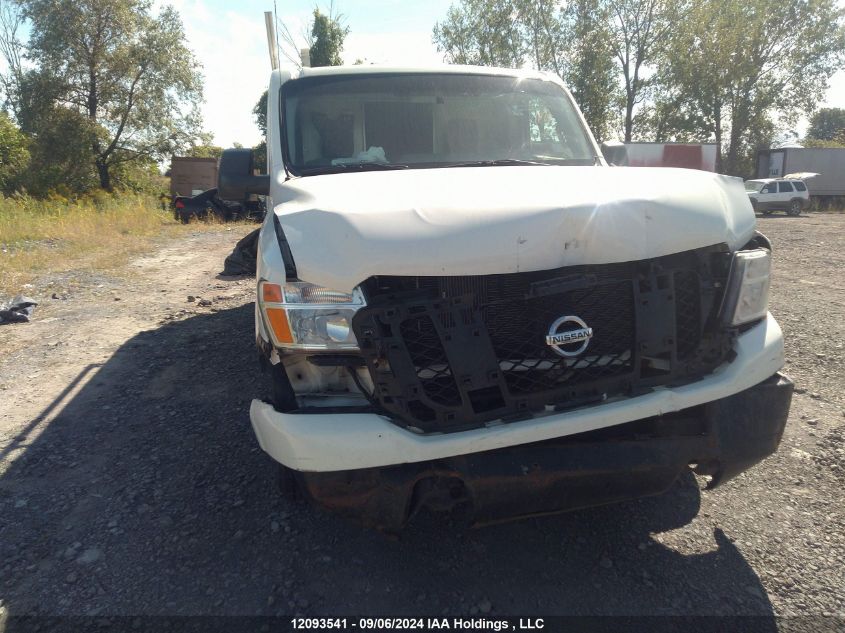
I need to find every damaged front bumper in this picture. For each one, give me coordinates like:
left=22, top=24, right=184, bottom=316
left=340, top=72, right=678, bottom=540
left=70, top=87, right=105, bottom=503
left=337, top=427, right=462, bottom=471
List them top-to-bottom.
left=251, top=313, right=785, bottom=471
left=249, top=314, right=792, bottom=530
left=295, top=372, right=792, bottom=531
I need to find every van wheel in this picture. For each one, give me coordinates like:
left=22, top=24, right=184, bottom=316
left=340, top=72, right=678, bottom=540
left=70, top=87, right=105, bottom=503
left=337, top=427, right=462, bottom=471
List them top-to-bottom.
left=787, top=199, right=802, bottom=216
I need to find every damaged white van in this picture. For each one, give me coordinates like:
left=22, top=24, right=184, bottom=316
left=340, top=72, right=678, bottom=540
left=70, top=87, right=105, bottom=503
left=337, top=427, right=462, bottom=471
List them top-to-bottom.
left=218, top=66, right=793, bottom=531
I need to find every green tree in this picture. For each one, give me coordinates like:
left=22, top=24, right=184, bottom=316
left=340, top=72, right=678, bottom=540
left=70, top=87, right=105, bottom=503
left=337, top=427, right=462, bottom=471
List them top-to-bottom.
left=19, top=0, right=205, bottom=190
left=433, top=0, right=619, bottom=139
left=433, top=0, right=527, bottom=67
left=517, top=0, right=567, bottom=74
left=564, top=0, right=619, bottom=142
left=605, top=0, right=675, bottom=141
left=660, top=0, right=845, bottom=175
left=0, top=1, right=25, bottom=116
left=309, top=8, right=348, bottom=67
left=252, top=90, right=268, bottom=174
left=253, top=90, right=268, bottom=137
left=632, top=90, right=709, bottom=142
left=22, top=107, right=103, bottom=195
left=807, top=107, right=845, bottom=141
left=0, top=111, right=29, bottom=193
left=804, top=135, right=845, bottom=148
left=186, top=144, right=224, bottom=159
left=111, top=154, right=168, bottom=194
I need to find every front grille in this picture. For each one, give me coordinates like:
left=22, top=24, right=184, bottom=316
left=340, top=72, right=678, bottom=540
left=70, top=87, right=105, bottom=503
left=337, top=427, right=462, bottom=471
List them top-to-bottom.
left=353, top=245, right=733, bottom=433
left=674, top=270, right=702, bottom=359
left=486, top=278, right=635, bottom=395
left=400, top=315, right=460, bottom=406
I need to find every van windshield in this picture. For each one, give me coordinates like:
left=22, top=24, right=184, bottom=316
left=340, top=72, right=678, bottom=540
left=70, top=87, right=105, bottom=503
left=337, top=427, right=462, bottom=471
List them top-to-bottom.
left=281, top=73, right=598, bottom=175
left=745, top=180, right=766, bottom=192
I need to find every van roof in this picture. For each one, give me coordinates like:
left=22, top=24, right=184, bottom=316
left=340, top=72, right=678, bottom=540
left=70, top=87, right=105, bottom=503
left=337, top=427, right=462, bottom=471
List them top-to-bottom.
left=294, top=64, right=556, bottom=82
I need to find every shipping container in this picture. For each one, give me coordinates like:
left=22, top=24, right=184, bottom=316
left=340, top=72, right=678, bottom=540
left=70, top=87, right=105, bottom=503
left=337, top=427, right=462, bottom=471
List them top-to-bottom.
left=756, top=147, right=845, bottom=199
left=169, top=157, right=218, bottom=198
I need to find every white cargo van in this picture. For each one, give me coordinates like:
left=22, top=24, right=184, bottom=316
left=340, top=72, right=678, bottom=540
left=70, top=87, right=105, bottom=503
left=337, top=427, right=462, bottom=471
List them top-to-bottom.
left=218, top=66, right=793, bottom=531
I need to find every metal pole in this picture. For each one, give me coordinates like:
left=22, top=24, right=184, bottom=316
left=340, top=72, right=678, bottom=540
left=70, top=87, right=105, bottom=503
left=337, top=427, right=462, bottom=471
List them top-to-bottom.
left=264, top=11, right=279, bottom=70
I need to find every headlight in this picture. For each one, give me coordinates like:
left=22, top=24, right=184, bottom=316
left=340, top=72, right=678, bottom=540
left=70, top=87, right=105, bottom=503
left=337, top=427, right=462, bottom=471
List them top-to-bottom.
left=722, top=248, right=771, bottom=326
left=259, top=280, right=365, bottom=350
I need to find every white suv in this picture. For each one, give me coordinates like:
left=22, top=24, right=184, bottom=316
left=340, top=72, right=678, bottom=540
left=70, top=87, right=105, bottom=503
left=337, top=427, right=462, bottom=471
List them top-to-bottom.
left=745, top=178, right=810, bottom=216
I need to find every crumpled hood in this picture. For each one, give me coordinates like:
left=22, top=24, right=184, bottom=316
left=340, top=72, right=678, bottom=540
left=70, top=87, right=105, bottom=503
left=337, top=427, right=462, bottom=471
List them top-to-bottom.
left=273, top=166, right=755, bottom=293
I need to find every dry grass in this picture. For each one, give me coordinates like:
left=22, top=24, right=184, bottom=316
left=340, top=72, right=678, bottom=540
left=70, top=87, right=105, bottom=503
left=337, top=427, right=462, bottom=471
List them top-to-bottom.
left=0, top=192, right=230, bottom=296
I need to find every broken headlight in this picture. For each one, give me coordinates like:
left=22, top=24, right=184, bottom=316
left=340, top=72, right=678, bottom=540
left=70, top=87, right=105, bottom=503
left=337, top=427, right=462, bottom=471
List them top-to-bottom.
left=722, top=248, right=771, bottom=327
left=258, top=280, right=365, bottom=350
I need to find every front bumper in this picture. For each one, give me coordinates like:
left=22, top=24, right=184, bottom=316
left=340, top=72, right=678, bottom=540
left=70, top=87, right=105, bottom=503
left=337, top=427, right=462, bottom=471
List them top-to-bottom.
left=250, top=314, right=785, bottom=472
left=296, top=372, right=792, bottom=530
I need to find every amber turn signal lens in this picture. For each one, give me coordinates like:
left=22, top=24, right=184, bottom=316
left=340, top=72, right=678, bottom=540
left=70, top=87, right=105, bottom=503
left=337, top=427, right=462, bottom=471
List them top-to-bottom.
left=262, top=282, right=284, bottom=303
left=265, top=307, right=294, bottom=344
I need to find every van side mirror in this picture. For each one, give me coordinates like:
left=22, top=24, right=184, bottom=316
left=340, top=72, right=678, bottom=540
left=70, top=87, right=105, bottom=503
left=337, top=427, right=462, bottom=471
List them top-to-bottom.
left=601, top=141, right=628, bottom=166
left=218, top=148, right=270, bottom=200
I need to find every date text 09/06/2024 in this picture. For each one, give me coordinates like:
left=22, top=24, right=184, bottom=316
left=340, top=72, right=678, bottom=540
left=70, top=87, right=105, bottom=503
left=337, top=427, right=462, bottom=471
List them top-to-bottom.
left=290, top=618, right=545, bottom=631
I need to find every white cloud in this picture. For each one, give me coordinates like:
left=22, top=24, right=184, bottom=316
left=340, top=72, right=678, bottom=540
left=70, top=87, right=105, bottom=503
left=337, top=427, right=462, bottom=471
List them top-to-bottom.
left=158, top=0, right=273, bottom=148
left=152, top=1, right=444, bottom=148
left=342, top=30, right=444, bottom=66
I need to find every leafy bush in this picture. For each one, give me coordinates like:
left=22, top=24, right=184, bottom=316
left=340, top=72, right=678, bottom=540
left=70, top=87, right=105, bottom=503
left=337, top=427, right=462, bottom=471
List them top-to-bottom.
left=20, top=107, right=102, bottom=196
left=0, top=113, right=30, bottom=194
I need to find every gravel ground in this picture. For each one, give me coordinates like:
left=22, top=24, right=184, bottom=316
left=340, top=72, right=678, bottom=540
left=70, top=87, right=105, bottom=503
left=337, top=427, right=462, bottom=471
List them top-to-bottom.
left=0, top=214, right=843, bottom=623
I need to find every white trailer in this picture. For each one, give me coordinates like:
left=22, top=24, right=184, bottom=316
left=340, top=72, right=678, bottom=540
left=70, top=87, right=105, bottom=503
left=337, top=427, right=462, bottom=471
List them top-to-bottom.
left=757, top=148, right=845, bottom=200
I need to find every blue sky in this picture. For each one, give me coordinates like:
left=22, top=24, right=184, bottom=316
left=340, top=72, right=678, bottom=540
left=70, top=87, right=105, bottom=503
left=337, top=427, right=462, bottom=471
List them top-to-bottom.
left=166, top=0, right=844, bottom=147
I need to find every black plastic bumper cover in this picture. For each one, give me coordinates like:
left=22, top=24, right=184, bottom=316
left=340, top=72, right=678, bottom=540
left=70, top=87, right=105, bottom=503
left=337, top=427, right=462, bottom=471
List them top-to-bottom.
left=298, top=373, right=793, bottom=531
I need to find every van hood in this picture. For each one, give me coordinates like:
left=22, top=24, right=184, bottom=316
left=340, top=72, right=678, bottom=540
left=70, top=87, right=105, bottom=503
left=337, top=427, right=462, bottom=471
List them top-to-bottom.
left=272, top=166, right=755, bottom=293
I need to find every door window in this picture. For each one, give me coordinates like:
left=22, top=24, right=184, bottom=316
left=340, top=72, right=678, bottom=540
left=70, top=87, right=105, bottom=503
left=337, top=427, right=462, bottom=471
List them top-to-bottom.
left=778, top=181, right=794, bottom=193
left=761, top=184, right=776, bottom=194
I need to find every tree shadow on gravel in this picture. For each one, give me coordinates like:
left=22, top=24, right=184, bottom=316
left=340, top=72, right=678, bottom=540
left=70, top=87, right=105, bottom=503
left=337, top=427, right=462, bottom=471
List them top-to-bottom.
left=0, top=304, right=774, bottom=625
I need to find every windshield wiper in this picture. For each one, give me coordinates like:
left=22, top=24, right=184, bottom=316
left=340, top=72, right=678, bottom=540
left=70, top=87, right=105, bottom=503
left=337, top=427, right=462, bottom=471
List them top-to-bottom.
left=443, top=159, right=554, bottom=168
left=300, top=163, right=410, bottom=175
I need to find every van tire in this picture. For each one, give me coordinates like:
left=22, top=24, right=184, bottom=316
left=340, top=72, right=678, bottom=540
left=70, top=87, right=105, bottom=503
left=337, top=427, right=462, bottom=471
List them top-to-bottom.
left=788, top=199, right=802, bottom=216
